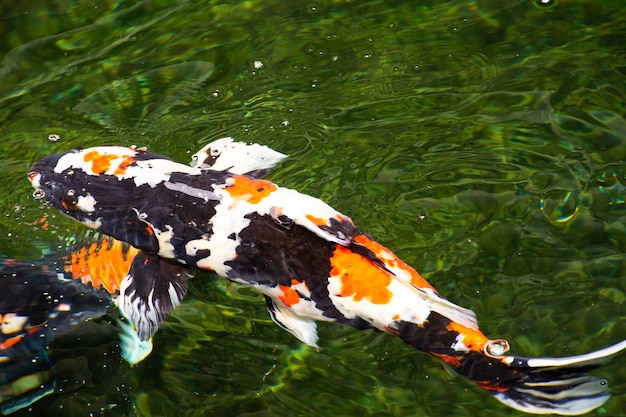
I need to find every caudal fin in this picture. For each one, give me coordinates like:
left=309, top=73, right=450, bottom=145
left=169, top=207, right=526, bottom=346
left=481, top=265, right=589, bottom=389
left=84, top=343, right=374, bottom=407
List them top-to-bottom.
left=483, top=340, right=626, bottom=415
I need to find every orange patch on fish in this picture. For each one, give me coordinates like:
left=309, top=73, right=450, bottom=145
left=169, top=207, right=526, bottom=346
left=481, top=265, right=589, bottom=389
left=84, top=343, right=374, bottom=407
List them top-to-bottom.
left=83, top=151, right=135, bottom=175
left=83, top=151, right=118, bottom=174
left=113, top=155, right=136, bottom=176
left=226, top=176, right=277, bottom=204
left=306, top=214, right=329, bottom=226
left=353, top=234, right=437, bottom=292
left=66, top=236, right=139, bottom=295
left=330, top=245, right=393, bottom=304
left=278, top=284, right=301, bottom=307
left=447, top=321, right=489, bottom=352
left=474, top=380, right=511, bottom=393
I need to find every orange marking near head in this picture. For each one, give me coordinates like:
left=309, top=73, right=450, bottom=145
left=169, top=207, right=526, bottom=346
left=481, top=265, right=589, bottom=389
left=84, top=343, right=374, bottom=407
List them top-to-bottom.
left=83, top=151, right=135, bottom=176
left=83, top=151, right=118, bottom=174
left=113, top=155, right=136, bottom=176
left=226, top=176, right=277, bottom=204
left=353, top=234, right=437, bottom=292
left=65, top=236, right=139, bottom=295
left=330, top=245, right=393, bottom=304
left=278, top=284, right=301, bottom=307
left=447, top=321, right=489, bottom=352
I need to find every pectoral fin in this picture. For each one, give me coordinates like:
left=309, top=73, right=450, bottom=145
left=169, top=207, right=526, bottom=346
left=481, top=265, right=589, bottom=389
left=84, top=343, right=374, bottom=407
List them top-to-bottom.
left=119, top=252, right=194, bottom=341
left=265, top=296, right=318, bottom=347
left=118, top=317, right=154, bottom=366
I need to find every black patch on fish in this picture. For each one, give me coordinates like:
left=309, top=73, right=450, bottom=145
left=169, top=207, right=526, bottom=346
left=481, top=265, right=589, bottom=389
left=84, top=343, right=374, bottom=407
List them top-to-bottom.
left=226, top=213, right=370, bottom=329
left=273, top=214, right=293, bottom=229
left=321, top=217, right=361, bottom=240
left=195, top=249, right=210, bottom=261
left=394, top=312, right=460, bottom=354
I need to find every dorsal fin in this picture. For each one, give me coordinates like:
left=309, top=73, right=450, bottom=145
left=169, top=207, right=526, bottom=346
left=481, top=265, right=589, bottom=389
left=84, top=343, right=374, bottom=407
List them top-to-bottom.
left=190, top=137, right=287, bottom=177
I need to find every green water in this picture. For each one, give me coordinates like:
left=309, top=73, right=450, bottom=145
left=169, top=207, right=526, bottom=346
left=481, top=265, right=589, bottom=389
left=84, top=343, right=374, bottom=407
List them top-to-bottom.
left=1, top=0, right=625, bottom=416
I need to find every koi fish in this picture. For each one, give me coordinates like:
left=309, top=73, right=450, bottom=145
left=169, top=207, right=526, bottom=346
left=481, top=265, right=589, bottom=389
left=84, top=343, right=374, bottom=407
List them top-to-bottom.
left=28, top=139, right=626, bottom=415
left=0, top=232, right=165, bottom=413
left=0, top=254, right=112, bottom=414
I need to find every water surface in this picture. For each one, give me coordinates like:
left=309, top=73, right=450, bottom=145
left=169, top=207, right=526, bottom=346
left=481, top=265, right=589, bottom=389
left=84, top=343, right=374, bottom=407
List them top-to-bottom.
left=1, top=1, right=625, bottom=416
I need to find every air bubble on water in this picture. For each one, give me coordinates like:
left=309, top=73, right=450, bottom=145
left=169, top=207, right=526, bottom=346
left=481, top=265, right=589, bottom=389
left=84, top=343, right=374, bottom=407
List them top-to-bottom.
left=48, top=133, right=61, bottom=142
left=485, top=339, right=510, bottom=357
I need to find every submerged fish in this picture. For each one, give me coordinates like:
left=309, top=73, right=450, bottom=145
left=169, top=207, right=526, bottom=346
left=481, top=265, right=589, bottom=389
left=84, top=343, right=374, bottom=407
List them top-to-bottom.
left=28, top=139, right=626, bottom=415
left=0, top=232, right=160, bottom=414
left=0, top=247, right=114, bottom=414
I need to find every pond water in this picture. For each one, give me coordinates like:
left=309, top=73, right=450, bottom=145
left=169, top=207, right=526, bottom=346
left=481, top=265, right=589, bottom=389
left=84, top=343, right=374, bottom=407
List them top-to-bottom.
left=1, top=0, right=625, bottom=416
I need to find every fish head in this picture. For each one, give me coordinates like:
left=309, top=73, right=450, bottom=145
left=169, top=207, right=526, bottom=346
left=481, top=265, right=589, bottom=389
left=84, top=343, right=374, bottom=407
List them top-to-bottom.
left=28, top=146, right=167, bottom=253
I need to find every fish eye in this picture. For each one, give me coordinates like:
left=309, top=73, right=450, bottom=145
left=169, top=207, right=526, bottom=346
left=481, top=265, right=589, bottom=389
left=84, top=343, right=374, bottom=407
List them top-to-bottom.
left=211, top=148, right=220, bottom=155
left=27, top=170, right=38, bottom=179
left=33, top=189, right=45, bottom=199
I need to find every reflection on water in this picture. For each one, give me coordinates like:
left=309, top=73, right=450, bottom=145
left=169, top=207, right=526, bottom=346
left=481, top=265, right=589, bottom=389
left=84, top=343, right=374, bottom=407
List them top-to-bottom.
left=1, top=0, right=625, bottom=416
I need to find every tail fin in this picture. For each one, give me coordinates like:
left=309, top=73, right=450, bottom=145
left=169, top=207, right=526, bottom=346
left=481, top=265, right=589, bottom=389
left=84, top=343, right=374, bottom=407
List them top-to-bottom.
left=393, top=313, right=625, bottom=415
left=487, top=340, right=626, bottom=415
